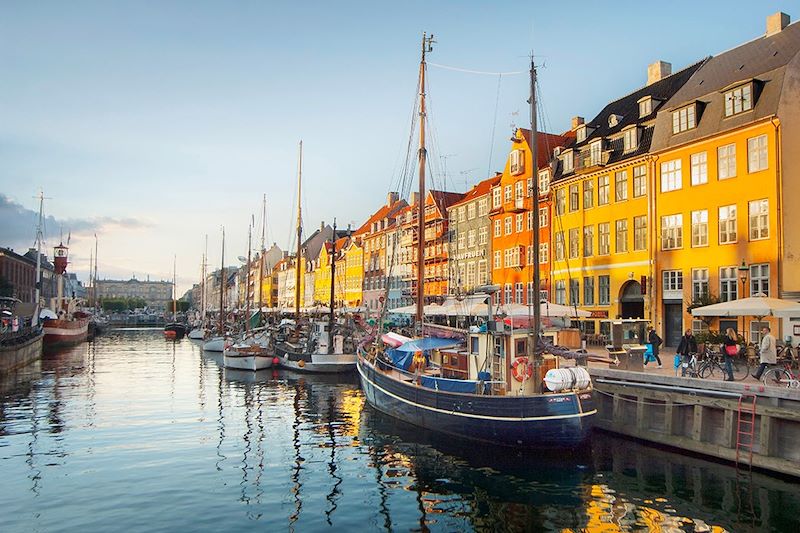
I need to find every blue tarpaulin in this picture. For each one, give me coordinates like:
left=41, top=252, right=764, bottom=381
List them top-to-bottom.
left=395, top=337, right=462, bottom=352
left=388, top=348, right=415, bottom=370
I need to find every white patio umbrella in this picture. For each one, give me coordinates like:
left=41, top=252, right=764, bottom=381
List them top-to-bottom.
left=690, top=293, right=800, bottom=318
left=498, top=301, right=591, bottom=318
left=388, top=304, right=416, bottom=314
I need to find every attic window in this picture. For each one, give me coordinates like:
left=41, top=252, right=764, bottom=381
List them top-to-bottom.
left=724, top=83, right=753, bottom=117
left=638, top=97, right=652, bottom=117
left=672, top=104, right=697, bottom=134
left=608, top=114, right=623, bottom=128
left=576, top=125, right=587, bottom=143
left=622, top=126, right=639, bottom=152
left=589, top=140, right=603, bottom=166
left=561, top=150, right=574, bottom=173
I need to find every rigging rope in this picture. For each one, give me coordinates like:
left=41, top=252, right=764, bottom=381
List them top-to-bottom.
left=428, top=62, right=525, bottom=76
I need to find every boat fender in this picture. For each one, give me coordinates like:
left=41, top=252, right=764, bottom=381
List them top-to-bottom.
left=272, top=357, right=280, bottom=365
left=511, top=357, right=533, bottom=382
left=298, top=359, right=305, bottom=368
left=543, top=367, right=591, bottom=392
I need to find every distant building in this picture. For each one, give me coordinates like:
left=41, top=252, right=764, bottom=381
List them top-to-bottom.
left=0, top=247, right=37, bottom=302
left=96, top=277, right=173, bottom=309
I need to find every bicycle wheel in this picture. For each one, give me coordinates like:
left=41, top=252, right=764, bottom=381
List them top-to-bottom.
left=731, top=358, right=750, bottom=381
left=699, top=362, right=716, bottom=379
left=762, top=368, right=791, bottom=388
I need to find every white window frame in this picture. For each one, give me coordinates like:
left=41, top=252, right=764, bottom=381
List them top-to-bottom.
left=724, top=83, right=753, bottom=117
left=638, top=97, right=652, bottom=117
left=672, top=104, right=696, bottom=134
left=623, top=127, right=638, bottom=152
left=747, top=135, right=768, bottom=173
left=590, top=140, right=602, bottom=166
left=718, top=144, right=737, bottom=180
left=510, top=149, right=525, bottom=175
left=562, top=151, right=574, bottom=173
left=690, top=152, right=707, bottom=186
left=661, top=159, right=682, bottom=192
left=633, top=165, right=646, bottom=197
left=538, top=170, right=550, bottom=194
left=615, top=170, right=628, bottom=202
left=598, top=175, right=610, bottom=205
left=583, top=179, right=594, bottom=208
left=515, top=180, right=524, bottom=199
left=569, top=184, right=579, bottom=212
left=504, top=185, right=512, bottom=202
left=492, top=187, right=501, bottom=208
left=555, top=188, right=566, bottom=215
left=478, top=197, right=488, bottom=216
left=748, top=199, right=769, bottom=240
left=467, top=202, right=476, bottom=220
left=719, top=204, right=737, bottom=244
left=539, top=207, right=548, bottom=228
left=691, top=209, right=708, bottom=247
left=527, top=210, right=533, bottom=231
left=515, top=213, right=523, bottom=233
left=661, top=214, right=683, bottom=250
left=504, top=216, right=512, bottom=236
left=494, top=219, right=501, bottom=238
left=615, top=219, right=628, bottom=253
left=598, top=222, right=610, bottom=255
left=583, top=225, right=594, bottom=257
left=478, top=226, right=488, bottom=245
left=569, top=228, right=580, bottom=259
left=555, top=231, right=565, bottom=261
left=539, top=243, right=549, bottom=264
left=493, top=250, right=501, bottom=269
left=750, top=263, right=769, bottom=297
left=719, top=266, right=738, bottom=302
left=691, top=268, right=709, bottom=301
left=555, top=280, right=566, bottom=305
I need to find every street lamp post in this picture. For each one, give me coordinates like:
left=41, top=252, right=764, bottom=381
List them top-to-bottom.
left=738, top=259, right=749, bottom=341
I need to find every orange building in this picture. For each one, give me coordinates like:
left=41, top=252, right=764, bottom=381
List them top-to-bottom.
left=490, top=128, right=569, bottom=306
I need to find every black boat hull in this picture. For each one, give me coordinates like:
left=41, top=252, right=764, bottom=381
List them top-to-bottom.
left=357, top=356, right=595, bottom=447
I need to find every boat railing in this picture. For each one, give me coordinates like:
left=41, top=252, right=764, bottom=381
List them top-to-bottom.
left=0, top=325, right=42, bottom=345
left=374, top=357, right=505, bottom=394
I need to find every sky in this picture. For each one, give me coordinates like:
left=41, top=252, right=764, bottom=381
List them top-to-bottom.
left=0, top=0, right=793, bottom=295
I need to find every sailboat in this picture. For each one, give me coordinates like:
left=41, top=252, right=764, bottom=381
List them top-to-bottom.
left=357, top=36, right=595, bottom=447
left=275, top=142, right=364, bottom=373
left=223, top=214, right=274, bottom=371
left=203, top=228, right=228, bottom=352
left=188, top=237, right=209, bottom=340
left=164, top=255, right=187, bottom=339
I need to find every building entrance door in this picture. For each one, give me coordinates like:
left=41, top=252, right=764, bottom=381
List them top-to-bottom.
left=619, top=280, right=645, bottom=319
left=664, top=303, right=683, bottom=347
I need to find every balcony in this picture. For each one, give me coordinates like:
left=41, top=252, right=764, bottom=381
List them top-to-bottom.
left=504, top=197, right=527, bottom=213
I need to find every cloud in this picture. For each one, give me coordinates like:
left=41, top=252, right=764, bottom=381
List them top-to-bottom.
left=0, top=193, right=151, bottom=251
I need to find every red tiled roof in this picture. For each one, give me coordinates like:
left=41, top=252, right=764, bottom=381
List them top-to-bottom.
left=519, top=128, right=569, bottom=167
left=448, top=175, right=501, bottom=208
left=428, top=189, right=464, bottom=213
left=354, top=198, right=408, bottom=236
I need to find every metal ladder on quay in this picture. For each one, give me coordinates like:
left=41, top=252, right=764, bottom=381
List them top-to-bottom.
left=735, top=393, right=758, bottom=527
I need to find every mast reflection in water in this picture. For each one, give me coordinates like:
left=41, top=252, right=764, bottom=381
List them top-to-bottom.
left=0, top=330, right=798, bottom=532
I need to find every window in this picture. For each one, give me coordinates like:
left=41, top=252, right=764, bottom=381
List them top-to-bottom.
left=724, top=83, right=752, bottom=117
left=639, top=97, right=652, bottom=117
left=672, top=104, right=696, bottom=133
left=576, top=126, right=586, bottom=143
left=623, top=127, right=638, bottom=152
left=748, top=135, right=768, bottom=173
left=590, top=140, right=602, bottom=166
left=718, top=144, right=736, bottom=179
left=510, top=149, right=525, bottom=175
left=562, top=151, right=574, bottom=173
left=690, top=152, right=707, bottom=185
left=660, top=159, right=682, bottom=192
left=633, top=165, right=646, bottom=197
left=538, top=170, right=550, bottom=194
left=614, top=171, right=628, bottom=201
left=598, top=175, right=610, bottom=205
left=526, top=177, right=533, bottom=197
left=583, top=179, right=594, bottom=208
left=515, top=180, right=524, bottom=200
left=569, top=184, right=579, bottom=212
left=504, top=185, right=512, bottom=202
left=492, top=187, right=501, bottom=208
left=555, top=188, right=566, bottom=215
left=478, top=198, right=488, bottom=216
left=749, top=199, right=769, bottom=240
left=467, top=202, right=476, bottom=220
left=719, top=204, right=737, bottom=244
left=458, top=206, right=466, bottom=222
left=539, top=207, right=548, bottom=228
left=527, top=210, right=533, bottom=231
left=691, top=210, right=708, bottom=247
left=514, top=213, right=522, bottom=233
left=661, top=214, right=683, bottom=250
left=504, top=216, right=512, bottom=236
left=634, top=216, right=647, bottom=251
left=494, top=219, right=501, bottom=237
left=615, top=219, right=628, bottom=253
left=598, top=223, right=610, bottom=255
left=478, top=226, right=488, bottom=245
left=583, top=226, right=594, bottom=257
left=569, top=228, right=580, bottom=259
left=467, top=229, right=476, bottom=248
left=457, top=232, right=465, bottom=251
left=555, top=232, right=565, bottom=261
left=539, top=243, right=549, bottom=264
left=494, top=250, right=501, bottom=269
left=477, top=260, right=488, bottom=285
left=467, top=262, right=476, bottom=287
left=750, top=264, right=769, bottom=296
left=720, top=266, right=738, bottom=302
left=692, top=268, right=709, bottom=301
left=662, top=270, right=683, bottom=292
left=599, top=276, right=610, bottom=305
left=584, top=277, right=595, bottom=306
left=569, top=279, right=580, bottom=305
left=555, top=280, right=566, bottom=305
left=515, top=282, right=524, bottom=304
left=527, top=282, right=535, bottom=304
left=504, top=284, right=512, bottom=305
left=692, top=320, right=710, bottom=336
left=750, top=321, right=769, bottom=344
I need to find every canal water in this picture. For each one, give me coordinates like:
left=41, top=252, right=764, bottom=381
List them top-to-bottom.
left=1, top=330, right=798, bottom=532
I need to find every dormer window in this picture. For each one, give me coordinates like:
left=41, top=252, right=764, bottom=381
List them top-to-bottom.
left=724, top=83, right=753, bottom=117
left=638, top=96, right=652, bottom=117
left=672, top=104, right=697, bottom=134
left=608, top=114, right=623, bottom=128
left=576, top=125, right=587, bottom=143
left=622, top=126, right=639, bottom=152
left=590, top=140, right=603, bottom=166
left=510, top=149, right=525, bottom=175
left=561, top=150, right=574, bottom=173
left=538, top=169, right=550, bottom=194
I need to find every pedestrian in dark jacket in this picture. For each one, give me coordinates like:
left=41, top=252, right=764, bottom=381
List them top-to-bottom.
left=647, top=326, right=663, bottom=368
left=677, top=330, right=698, bottom=377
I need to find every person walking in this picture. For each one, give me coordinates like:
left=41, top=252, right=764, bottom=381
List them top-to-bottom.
left=753, top=325, right=776, bottom=380
left=647, top=326, right=663, bottom=368
left=721, top=327, right=739, bottom=381
left=677, top=329, right=698, bottom=377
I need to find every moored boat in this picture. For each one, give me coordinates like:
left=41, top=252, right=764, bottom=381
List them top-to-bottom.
left=43, top=317, right=89, bottom=347
left=223, top=343, right=275, bottom=371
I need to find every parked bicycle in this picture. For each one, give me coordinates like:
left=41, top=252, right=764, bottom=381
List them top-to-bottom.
left=776, top=340, right=798, bottom=367
left=698, top=347, right=750, bottom=381
left=681, top=352, right=701, bottom=378
left=762, top=359, right=800, bottom=388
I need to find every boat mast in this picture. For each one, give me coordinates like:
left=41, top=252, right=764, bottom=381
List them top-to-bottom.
left=415, top=33, right=434, bottom=333
left=528, top=55, right=543, bottom=391
left=295, top=140, right=303, bottom=319
left=34, top=191, right=44, bottom=312
left=258, top=194, right=266, bottom=314
left=245, top=218, right=252, bottom=333
left=329, top=219, right=337, bottom=346
left=219, top=227, right=225, bottom=334
left=93, top=233, right=98, bottom=313
left=202, top=234, right=208, bottom=329
left=88, top=246, right=93, bottom=309
left=172, top=254, right=177, bottom=321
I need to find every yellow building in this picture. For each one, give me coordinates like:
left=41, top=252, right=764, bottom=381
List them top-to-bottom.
left=650, top=13, right=800, bottom=346
left=549, top=60, right=703, bottom=337
left=341, top=237, right=364, bottom=308
left=313, top=239, right=346, bottom=306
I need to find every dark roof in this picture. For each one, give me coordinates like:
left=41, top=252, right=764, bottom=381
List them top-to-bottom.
left=651, top=20, right=800, bottom=151
left=520, top=129, right=571, bottom=168
left=429, top=190, right=464, bottom=215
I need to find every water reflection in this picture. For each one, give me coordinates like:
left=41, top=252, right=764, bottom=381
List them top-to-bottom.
left=0, top=330, right=797, bottom=533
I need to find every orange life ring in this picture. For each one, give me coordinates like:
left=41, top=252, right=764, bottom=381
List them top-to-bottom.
left=511, top=357, right=533, bottom=382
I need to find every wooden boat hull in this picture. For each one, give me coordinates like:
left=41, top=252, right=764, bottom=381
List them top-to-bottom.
left=43, top=319, right=89, bottom=347
left=0, top=331, right=44, bottom=373
left=276, top=345, right=356, bottom=373
left=223, top=353, right=274, bottom=371
left=356, top=355, right=595, bottom=448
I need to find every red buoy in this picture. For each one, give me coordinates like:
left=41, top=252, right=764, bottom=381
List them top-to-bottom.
left=272, top=357, right=280, bottom=365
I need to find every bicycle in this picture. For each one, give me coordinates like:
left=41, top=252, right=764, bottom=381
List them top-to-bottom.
left=776, top=341, right=798, bottom=367
left=698, top=347, right=750, bottom=381
left=680, top=352, right=700, bottom=378
left=762, top=359, right=800, bottom=388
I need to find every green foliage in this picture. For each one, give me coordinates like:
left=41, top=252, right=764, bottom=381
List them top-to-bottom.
left=0, top=276, right=13, bottom=297
left=99, top=297, right=148, bottom=312
left=168, top=300, right=190, bottom=313
left=695, top=329, right=745, bottom=345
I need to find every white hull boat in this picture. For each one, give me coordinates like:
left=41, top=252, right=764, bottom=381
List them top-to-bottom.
left=188, top=328, right=206, bottom=340
left=203, top=336, right=226, bottom=352
left=223, top=344, right=274, bottom=371
left=279, top=352, right=357, bottom=373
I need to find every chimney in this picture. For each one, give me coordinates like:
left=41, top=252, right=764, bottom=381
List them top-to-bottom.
left=767, top=12, right=790, bottom=36
left=647, top=61, right=672, bottom=86
left=571, top=116, right=584, bottom=130
left=387, top=191, right=399, bottom=206
left=410, top=192, right=420, bottom=206
left=320, top=220, right=325, bottom=232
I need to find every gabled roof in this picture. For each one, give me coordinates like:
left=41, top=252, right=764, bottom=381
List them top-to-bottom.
left=519, top=129, right=571, bottom=168
left=448, top=175, right=501, bottom=209
left=428, top=189, right=464, bottom=216
left=354, top=198, right=408, bottom=236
